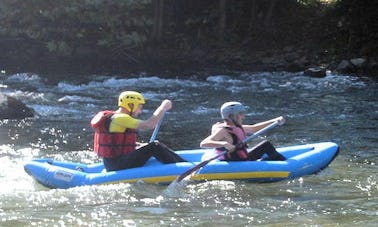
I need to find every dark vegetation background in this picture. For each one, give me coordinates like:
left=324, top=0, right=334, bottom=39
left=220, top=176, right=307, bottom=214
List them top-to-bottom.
left=0, top=0, right=377, bottom=79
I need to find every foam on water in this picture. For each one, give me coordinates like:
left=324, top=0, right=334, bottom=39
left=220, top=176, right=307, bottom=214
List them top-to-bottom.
left=5, top=73, right=43, bottom=85
left=0, top=146, right=38, bottom=194
left=164, top=179, right=190, bottom=198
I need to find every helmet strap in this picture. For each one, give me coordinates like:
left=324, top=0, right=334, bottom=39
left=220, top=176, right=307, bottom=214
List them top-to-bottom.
left=128, top=103, right=134, bottom=113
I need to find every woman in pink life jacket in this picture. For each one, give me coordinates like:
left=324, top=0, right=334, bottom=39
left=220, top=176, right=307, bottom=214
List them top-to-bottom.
left=91, top=91, right=185, bottom=171
left=200, top=101, right=286, bottom=161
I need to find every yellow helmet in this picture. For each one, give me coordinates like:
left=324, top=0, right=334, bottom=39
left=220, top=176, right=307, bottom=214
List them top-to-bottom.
left=118, top=91, right=145, bottom=112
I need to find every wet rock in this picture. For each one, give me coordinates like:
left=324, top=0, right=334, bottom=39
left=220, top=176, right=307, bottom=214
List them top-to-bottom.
left=287, top=56, right=309, bottom=72
left=350, top=58, right=367, bottom=68
left=335, top=60, right=354, bottom=73
left=304, top=67, right=327, bottom=78
left=0, top=93, right=34, bottom=119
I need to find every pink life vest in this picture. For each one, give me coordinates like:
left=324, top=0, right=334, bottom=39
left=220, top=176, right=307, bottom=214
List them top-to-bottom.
left=214, top=123, right=248, bottom=161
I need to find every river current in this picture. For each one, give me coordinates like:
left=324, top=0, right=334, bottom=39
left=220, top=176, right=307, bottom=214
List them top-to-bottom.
left=0, top=71, right=377, bottom=226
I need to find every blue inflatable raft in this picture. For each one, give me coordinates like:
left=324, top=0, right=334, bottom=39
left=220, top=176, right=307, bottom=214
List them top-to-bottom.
left=24, top=142, right=339, bottom=189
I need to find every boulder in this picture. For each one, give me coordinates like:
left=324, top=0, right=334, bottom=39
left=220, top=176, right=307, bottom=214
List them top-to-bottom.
left=350, top=58, right=367, bottom=68
left=335, top=60, right=354, bottom=73
left=304, top=67, right=327, bottom=78
left=0, top=93, right=34, bottom=119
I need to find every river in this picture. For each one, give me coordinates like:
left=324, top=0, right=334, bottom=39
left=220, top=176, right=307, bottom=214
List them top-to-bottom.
left=0, top=71, right=377, bottom=226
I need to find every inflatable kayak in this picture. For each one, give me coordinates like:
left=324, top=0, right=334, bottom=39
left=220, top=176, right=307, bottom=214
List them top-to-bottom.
left=24, top=142, right=339, bottom=189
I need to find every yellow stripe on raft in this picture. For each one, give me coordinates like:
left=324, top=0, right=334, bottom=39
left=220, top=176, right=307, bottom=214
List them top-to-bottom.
left=105, top=171, right=291, bottom=184
left=191, top=171, right=290, bottom=181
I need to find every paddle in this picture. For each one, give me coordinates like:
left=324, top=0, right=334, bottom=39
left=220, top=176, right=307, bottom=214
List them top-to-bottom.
left=149, top=113, right=165, bottom=143
left=174, top=120, right=280, bottom=182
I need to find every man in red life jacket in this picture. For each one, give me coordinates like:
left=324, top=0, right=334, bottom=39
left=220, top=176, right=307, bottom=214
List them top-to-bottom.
left=91, top=91, right=185, bottom=171
left=200, top=101, right=286, bottom=161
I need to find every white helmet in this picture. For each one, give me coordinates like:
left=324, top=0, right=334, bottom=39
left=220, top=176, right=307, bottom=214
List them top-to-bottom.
left=220, top=102, right=246, bottom=120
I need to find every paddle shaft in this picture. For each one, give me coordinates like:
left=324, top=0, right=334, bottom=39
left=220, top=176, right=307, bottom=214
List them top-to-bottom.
left=149, top=113, right=165, bottom=143
left=176, top=120, right=280, bottom=182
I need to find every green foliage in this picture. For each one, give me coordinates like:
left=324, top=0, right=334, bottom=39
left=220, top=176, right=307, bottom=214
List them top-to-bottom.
left=0, top=0, right=152, bottom=56
left=0, top=0, right=376, bottom=69
left=317, top=0, right=378, bottom=57
left=46, top=41, right=72, bottom=56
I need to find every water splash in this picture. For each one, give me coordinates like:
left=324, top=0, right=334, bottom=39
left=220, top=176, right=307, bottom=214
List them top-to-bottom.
left=164, top=179, right=190, bottom=198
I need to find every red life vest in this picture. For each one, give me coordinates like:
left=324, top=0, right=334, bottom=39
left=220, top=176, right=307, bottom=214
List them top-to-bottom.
left=91, top=110, right=137, bottom=158
left=224, top=126, right=248, bottom=160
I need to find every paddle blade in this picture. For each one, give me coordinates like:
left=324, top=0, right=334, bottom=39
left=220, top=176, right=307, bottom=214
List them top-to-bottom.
left=164, top=178, right=189, bottom=198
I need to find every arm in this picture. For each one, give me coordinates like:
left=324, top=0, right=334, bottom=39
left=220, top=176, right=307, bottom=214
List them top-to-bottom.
left=137, top=99, right=172, bottom=130
left=243, top=116, right=285, bottom=134
left=200, top=128, right=235, bottom=151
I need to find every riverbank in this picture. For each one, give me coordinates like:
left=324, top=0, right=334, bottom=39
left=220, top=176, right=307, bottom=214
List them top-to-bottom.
left=1, top=1, right=377, bottom=80
left=2, top=43, right=376, bottom=120
left=2, top=44, right=377, bottom=81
